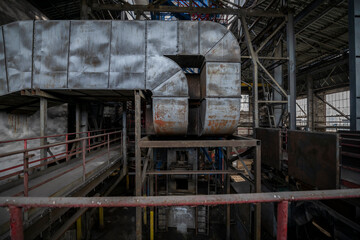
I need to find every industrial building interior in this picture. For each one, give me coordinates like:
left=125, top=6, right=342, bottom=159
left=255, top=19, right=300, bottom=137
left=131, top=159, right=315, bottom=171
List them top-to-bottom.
left=0, top=0, right=359, bottom=239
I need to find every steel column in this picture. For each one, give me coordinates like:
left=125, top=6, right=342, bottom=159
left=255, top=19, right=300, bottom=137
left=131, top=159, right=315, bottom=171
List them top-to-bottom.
left=349, top=0, right=360, bottom=130
left=287, top=13, right=297, bottom=130
left=241, top=16, right=259, bottom=128
left=274, top=41, right=284, bottom=127
left=307, top=75, right=314, bottom=131
left=135, top=91, right=142, bottom=240
left=40, top=97, right=47, bottom=169
left=122, top=103, right=127, bottom=171
left=76, top=104, right=81, bottom=158
left=255, top=144, right=261, bottom=240
left=226, top=147, right=231, bottom=240
left=276, top=201, right=288, bottom=240
left=9, top=206, right=23, bottom=240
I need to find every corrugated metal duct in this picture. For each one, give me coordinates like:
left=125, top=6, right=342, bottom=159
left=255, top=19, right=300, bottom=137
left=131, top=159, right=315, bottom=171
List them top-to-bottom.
left=0, top=20, right=241, bottom=135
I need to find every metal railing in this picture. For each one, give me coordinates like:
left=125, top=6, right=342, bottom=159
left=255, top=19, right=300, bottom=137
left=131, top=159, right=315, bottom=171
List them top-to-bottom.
left=0, top=129, right=122, bottom=197
left=0, top=188, right=359, bottom=240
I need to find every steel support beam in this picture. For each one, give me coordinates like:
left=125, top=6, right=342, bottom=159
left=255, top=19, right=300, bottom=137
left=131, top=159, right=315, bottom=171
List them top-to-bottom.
left=349, top=0, right=360, bottom=130
left=91, top=3, right=285, bottom=17
left=287, top=13, right=297, bottom=130
left=241, top=16, right=259, bottom=128
left=274, top=41, right=284, bottom=127
left=307, top=75, right=314, bottom=131
left=135, top=90, right=142, bottom=240
left=40, top=98, right=47, bottom=170
left=76, top=103, right=81, bottom=158
left=122, top=103, right=127, bottom=172
left=139, top=139, right=259, bottom=148
left=254, top=144, right=261, bottom=240
left=226, top=147, right=231, bottom=240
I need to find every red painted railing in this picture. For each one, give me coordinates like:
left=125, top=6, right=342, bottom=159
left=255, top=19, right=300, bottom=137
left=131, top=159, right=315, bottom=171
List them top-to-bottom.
left=0, top=129, right=122, bottom=197
left=1, top=188, right=359, bottom=240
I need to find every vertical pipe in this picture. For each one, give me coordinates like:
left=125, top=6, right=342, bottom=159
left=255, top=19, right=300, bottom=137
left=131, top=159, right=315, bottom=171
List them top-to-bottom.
left=80, top=0, right=88, bottom=20
left=287, top=13, right=297, bottom=130
left=307, top=75, right=314, bottom=131
left=135, top=91, right=142, bottom=240
left=40, top=97, right=47, bottom=170
left=123, top=102, right=127, bottom=170
left=107, top=134, right=110, bottom=165
left=82, top=139, right=86, bottom=182
left=23, top=140, right=28, bottom=197
left=255, top=144, right=262, bottom=240
left=226, top=147, right=231, bottom=240
left=277, top=201, right=288, bottom=240
left=9, top=206, right=23, bottom=240
left=99, top=207, right=104, bottom=230
left=150, top=210, right=154, bottom=240
left=76, top=217, right=82, bottom=240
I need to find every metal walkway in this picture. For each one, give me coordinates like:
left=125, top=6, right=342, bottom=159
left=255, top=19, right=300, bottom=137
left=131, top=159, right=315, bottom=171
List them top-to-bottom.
left=0, top=130, right=124, bottom=239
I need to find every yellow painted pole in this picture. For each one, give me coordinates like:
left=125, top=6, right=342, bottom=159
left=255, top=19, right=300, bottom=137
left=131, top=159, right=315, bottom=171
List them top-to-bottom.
left=126, top=174, right=129, bottom=190
left=99, top=207, right=104, bottom=229
left=150, top=210, right=154, bottom=240
left=76, top=217, right=82, bottom=240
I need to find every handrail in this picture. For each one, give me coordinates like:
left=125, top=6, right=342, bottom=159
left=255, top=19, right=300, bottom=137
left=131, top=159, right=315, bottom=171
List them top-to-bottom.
left=0, top=128, right=121, bottom=144
left=0, top=130, right=123, bottom=197
left=0, top=131, right=122, bottom=158
left=2, top=189, right=360, bottom=240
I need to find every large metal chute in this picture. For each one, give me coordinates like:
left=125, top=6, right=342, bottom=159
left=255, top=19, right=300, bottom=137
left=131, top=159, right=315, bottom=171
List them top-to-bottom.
left=0, top=20, right=241, bottom=135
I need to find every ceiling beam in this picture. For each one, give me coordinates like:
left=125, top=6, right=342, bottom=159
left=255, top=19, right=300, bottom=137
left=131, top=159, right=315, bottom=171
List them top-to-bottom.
left=91, top=3, right=285, bottom=17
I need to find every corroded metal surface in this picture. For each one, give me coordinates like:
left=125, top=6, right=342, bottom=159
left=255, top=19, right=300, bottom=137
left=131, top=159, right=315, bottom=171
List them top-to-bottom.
left=0, top=20, right=242, bottom=136
left=153, top=97, right=188, bottom=135
left=200, top=98, right=240, bottom=135
left=255, top=128, right=282, bottom=170
left=288, top=131, right=340, bottom=189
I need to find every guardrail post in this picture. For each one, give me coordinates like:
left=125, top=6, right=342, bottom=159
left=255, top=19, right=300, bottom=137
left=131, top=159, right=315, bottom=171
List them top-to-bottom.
left=88, top=132, right=91, bottom=153
left=65, top=134, right=69, bottom=162
left=107, top=134, right=110, bottom=166
left=82, top=139, right=86, bottom=182
left=23, top=140, right=28, bottom=197
left=277, top=201, right=288, bottom=240
left=9, top=206, right=24, bottom=240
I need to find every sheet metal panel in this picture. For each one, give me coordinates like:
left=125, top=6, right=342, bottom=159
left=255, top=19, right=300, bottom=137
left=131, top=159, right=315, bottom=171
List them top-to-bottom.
left=3, top=21, right=33, bottom=92
left=33, top=21, right=69, bottom=89
left=68, top=21, right=111, bottom=89
left=109, top=21, right=145, bottom=90
left=147, top=21, right=177, bottom=56
left=178, top=21, right=199, bottom=55
left=199, top=21, right=227, bottom=55
left=0, top=27, right=7, bottom=95
left=205, top=32, right=241, bottom=62
left=146, top=56, right=181, bottom=91
left=200, top=62, right=241, bottom=97
left=152, top=70, right=188, bottom=97
left=153, top=97, right=188, bottom=135
left=200, top=98, right=240, bottom=135
left=255, top=128, right=282, bottom=170
left=288, top=131, right=339, bottom=190
left=168, top=206, right=195, bottom=230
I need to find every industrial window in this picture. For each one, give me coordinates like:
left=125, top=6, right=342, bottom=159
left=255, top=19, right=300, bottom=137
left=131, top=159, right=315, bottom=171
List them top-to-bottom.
left=325, top=90, right=350, bottom=131
left=241, top=94, right=249, bottom=111
left=296, top=98, right=307, bottom=126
